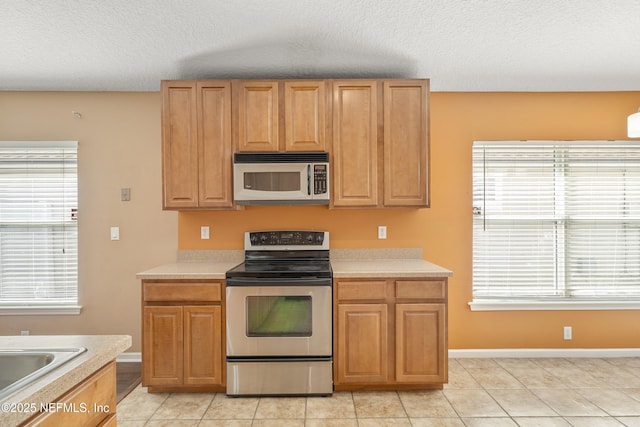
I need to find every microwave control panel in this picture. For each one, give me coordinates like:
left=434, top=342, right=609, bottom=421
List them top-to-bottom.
left=314, top=164, right=328, bottom=195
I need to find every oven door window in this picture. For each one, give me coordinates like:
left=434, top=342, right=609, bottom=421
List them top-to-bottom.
left=246, top=295, right=312, bottom=337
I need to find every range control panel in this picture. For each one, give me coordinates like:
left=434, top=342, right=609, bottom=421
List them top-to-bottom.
left=246, top=230, right=328, bottom=249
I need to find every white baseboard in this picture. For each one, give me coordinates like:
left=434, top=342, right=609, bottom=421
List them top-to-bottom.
left=449, top=348, right=640, bottom=358
left=115, top=349, right=640, bottom=363
left=116, top=352, right=141, bottom=363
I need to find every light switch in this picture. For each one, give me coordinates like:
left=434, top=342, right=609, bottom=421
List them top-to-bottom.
left=120, top=188, right=131, bottom=201
left=110, top=226, right=120, bottom=241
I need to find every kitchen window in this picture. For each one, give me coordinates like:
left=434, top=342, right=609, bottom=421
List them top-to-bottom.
left=0, top=141, right=79, bottom=314
left=471, top=141, right=640, bottom=311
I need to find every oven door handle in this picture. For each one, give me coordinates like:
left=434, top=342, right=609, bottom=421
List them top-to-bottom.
left=226, top=277, right=332, bottom=287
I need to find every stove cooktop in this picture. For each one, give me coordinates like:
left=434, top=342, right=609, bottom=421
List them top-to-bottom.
left=226, top=230, right=332, bottom=279
left=226, top=260, right=332, bottom=279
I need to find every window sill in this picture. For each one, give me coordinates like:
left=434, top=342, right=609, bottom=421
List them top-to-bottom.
left=468, top=300, right=640, bottom=311
left=0, top=305, right=82, bottom=315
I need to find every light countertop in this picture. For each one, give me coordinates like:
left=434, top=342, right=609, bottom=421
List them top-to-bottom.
left=136, top=248, right=452, bottom=280
left=137, top=250, right=243, bottom=280
left=331, top=259, right=452, bottom=278
left=136, top=261, right=241, bottom=280
left=0, top=335, right=131, bottom=426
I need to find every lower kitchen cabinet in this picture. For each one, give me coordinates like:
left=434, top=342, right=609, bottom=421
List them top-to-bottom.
left=334, top=278, right=447, bottom=390
left=142, top=281, right=224, bottom=392
left=337, top=303, right=388, bottom=384
left=395, top=303, right=446, bottom=383
left=143, top=305, right=183, bottom=386
left=184, top=306, right=223, bottom=385
left=21, top=361, right=117, bottom=427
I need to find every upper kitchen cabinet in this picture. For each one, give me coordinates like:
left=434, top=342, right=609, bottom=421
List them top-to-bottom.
left=161, top=78, right=428, bottom=210
left=331, top=79, right=429, bottom=208
left=161, top=80, right=233, bottom=209
left=236, top=80, right=327, bottom=152
left=332, top=80, right=379, bottom=207
left=383, top=80, right=429, bottom=207
left=162, top=81, right=198, bottom=208
left=236, top=81, right=279, bottom=152
left=284, top=81, right=327, bottom=151
left=197, top=82, right=233, bottom=208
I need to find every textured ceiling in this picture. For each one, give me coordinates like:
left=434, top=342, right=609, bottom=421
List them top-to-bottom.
left=2, top=0, right=640, bottom=92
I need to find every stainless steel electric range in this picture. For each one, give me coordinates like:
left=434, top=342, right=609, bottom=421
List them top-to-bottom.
left=225, top=230, right=333, bottom=396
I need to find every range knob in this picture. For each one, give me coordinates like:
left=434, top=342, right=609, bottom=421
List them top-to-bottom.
left=250, top=234, right=259, bottom=244
left=260, top=234, right=268, bottom=244
left=306, top=234, right=314, bottom=243
left=316, top=234, right=324, bottom=244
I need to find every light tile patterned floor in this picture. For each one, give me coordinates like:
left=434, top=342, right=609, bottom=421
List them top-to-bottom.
left=117, top=357, right=640, bottom=426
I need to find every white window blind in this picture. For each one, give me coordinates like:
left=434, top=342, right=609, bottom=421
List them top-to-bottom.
left=0, top=141, right=78, bottom=310
left=472, top=141, right=640, bottom=305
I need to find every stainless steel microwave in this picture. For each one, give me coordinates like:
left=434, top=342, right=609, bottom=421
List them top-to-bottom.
left=233, top=152, right=330, bottom=205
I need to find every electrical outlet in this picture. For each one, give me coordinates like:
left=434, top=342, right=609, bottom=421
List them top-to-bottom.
left=201, top=226, right=210, bottom=240
left=378, top=226, right=387, bottom=239
left=564, top=326, right=572, bottom=340
left=21, top=330, right=29, bottom=336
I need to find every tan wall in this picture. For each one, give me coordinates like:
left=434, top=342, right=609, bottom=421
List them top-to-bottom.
left=2, top=90, right=640, bottom=352
left=0, top=92, right=177, bottom=352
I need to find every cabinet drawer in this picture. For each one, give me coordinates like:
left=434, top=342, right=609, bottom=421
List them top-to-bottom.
left=337, top=280, right=387, bottom=301
left=395, top=280, right=446, bottom=300
left=144, top=282, right=222, bottom=302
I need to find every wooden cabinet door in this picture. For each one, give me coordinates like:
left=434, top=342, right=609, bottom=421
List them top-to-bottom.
left=332, top=80, right=379, bottom=207
left=383, top=80, right=429, bottom=207
left=162, top=81, right=198, bottom=208
left=197, top=81, right=233, bottom=208
left=237, top=81, right=279, bottom=151
left=284, top=81, right=326, bottom=151
left=337, top=303, right=388, bottom=384
left=395, top=303, right=446, bottom=383
left=184, top=305, right=223, bottom=386
left=143, top=306, right=184, bottom=386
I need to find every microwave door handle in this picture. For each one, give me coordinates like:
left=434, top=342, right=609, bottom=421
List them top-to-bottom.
left=307, top=164, right=311, bottom=196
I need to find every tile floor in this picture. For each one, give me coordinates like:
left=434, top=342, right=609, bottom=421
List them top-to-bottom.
left=117, top=357, right=640, bottom=426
